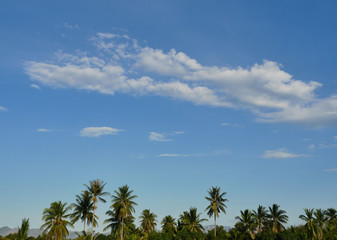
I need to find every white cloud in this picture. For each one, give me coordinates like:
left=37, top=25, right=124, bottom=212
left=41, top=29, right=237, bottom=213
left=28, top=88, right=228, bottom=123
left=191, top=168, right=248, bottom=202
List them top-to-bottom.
left=64, top=22, right=79, bottom=29
left=24, top=32, right=337, bottom=127
left=30, top=84, right=41, bottom=90
left=0, top=106, right=7, bottom=112
left=221, top=122, right=241, bottom=127
left=80, top=127, right=122, bottom=137
left=37, top=128, right=51, bottom=132
left=149, top=132, right=171, bottom=142
left=262, top=148, right=303, bottom=159
left=157, top=150, right=231, bottom=158
left=157, top=153, right=189, bottom=157
left=324, top=168, right=337, bottom=172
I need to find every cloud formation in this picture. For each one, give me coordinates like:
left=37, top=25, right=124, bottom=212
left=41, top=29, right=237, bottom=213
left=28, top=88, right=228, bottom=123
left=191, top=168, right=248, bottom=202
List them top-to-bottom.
left=24, top=33, right=337, bottom=127
left=0, top=106, right=7, bottom=112
left=80, top=127, right=122, bottom=137
left=37, top=128, right=51, bottom=132
left=149, top=132, right=171, bottom=142
left=262, top=148, right=303, bottom=159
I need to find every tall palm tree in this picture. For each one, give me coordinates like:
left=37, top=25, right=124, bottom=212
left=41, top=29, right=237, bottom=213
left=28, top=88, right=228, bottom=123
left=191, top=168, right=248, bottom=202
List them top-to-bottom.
left=85, top=179, right=108, bottom=240
left=111, top=185, right=137, bottom=240
left=205, top=186, right=228, bottom=237
left=70, top=191, right=97, bottom=232
left=41, top=201, right=73, bottom=240
left=268, top=204, right=288, bottom=234
left=252, top=205, right=268, bottom=234
left=179, top=207, right=207, bottom=234
left=299, top=208, right=318, bottom=240
left=326, top=208, right=337, bottom=222
left=139, top=209, right=157, bottom=234
left=235, top=209, right=256, bottom=240
left=315, top=209, right=328, bottom=240
left=161, top=215, right=177, bottom=235
left=18, top=218, right=30, bottom=240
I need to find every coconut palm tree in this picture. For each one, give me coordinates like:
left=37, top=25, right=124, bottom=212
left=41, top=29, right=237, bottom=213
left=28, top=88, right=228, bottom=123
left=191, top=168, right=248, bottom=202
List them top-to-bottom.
left=85, top=179, right=108, bottom=240
left=110, top=185, right=137, bottom=240
left=205, top=186, right=228, bottom=237
left=70, top=191, right=97, bottom=232
left=41, top=201, right=73, bottom=240
left=268, top=204, right=288, bottom=234
left=252, top=205, right=268, bottom=234
left=179, top=207, right=207, bottom=234
left=299, top=208, right=318, bottom=240
left=326, top=208, right=337, bottom=222
left=103, top=209, right=135, bottom=240
left=140, top=209, right=157, bottom=235
left=235, top=209, right=256, bottom=239
left=315, top=209, right=328, bottom=240
left=161, top=215, right=177, bottom=235
left=18, top=218, right=30, bottom=240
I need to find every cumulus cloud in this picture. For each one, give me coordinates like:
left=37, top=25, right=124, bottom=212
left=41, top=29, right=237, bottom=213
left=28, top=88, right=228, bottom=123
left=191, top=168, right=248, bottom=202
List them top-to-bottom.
left=24, top=32, right=337, bottom=127
left=0, top=106, right=7, bottom=112
left=80, top=127, right=122, bottom=137
left=262, top=148, right=303, bottom=159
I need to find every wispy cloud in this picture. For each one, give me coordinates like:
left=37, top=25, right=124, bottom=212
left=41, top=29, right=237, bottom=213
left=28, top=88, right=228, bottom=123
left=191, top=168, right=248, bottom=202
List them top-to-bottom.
left=64, top=22, right=79, bottom=29
left=24, top=32, right=337, bottom=127
left=30, top=84, right=41, bottom=90
left=0, top=106, right=7, bottom=112
left=221, top=122, right=241, bottom=127
left=80, top=127, right=122, bottom=137
left=37, top=128, right=51, bottom=132
left=149, top=131, right=184, bottom=142
left=149, top=132, right=171, bottom=142
left=262, top=148, right=304, bottom=159
left=157, top=150, right=231, bottom=158
left=324, top=168, right=337, bottom=172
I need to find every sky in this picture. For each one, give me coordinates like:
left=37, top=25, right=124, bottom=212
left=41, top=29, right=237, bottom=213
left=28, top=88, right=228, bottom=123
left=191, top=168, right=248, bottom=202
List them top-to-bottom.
left=1, top=0, right=337, bottom=232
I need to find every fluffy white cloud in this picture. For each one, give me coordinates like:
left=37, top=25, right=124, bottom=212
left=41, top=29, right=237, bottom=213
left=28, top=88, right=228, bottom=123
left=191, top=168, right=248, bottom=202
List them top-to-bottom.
left=24, top=32, right=337, bottom=126
left=0, top=106, right=7, bottom=112
left=80, top=127, right=122, bottom=137
left=149, top=132, right=171, bottom=142
left=262, top=148, right=303, bottom=159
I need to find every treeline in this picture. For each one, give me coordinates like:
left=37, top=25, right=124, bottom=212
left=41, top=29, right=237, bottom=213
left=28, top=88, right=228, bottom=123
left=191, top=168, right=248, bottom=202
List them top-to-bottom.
left=2, top=179, right=337, bottom=240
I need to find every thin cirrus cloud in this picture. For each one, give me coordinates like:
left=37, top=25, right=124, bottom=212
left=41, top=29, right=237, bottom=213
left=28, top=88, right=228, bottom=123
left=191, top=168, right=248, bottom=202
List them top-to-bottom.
left=24, top=32, right=337, bottom=127
left=30, top=84, right=41, bottom=90
left=0, top=106, right=7, bottom=112
left=80, top=127, right=123, bottom=137
left=37, top=128, right=52, bottom=132
left=149, top=131, right=184, bottom=142
left=262, top=148, right=304, bottom=159
left=157, top=150, right=231, bottom=158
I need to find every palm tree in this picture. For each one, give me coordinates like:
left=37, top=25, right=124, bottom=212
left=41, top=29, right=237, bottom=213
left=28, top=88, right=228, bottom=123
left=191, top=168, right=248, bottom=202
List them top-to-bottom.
left=85, top=179, right=108, bottom=240
left=110, top=185, right=137, bottom=240
left=205, top=186, right=228, bottom=237
left=70, top=191, right=97, bottom=232
left=41, top=201, right=73, bottom=240
left=268, top=204, right=288, bottom=234
left=252, top=205, right=268, bottom=234
left=179, top=207, right=207, bottom=234
left=299, top=208, right=318, bottom=240
left=326, top=208, right=337, bottom=222
left=103, top=209, right=135, bottom=240
left=139, top=209, right=157, bottom=234
left=235, top=209, right=256, bottom=240
left=315, top=209, right=328, bottom=240
left=161, top=215, right=177, bottom=235
left=18, top=218, right=30, bottom=240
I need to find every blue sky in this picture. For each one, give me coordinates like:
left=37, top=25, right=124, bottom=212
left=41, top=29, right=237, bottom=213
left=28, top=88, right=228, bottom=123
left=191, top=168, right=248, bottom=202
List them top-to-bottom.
left=1, top=0, right=337, bottom=231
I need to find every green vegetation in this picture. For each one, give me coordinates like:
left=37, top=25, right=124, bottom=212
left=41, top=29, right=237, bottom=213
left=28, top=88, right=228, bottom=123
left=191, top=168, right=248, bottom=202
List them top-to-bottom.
left=4, top=180, right=337, bottom=240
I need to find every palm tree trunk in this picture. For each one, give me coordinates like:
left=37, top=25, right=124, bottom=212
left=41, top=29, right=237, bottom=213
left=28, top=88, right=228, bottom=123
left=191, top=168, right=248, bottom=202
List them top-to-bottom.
left=91, top=198, right=97, bottom=240
left=214, top=215, right=216, bottom=237
left=121, top=217, right=124, bottom=240
left=84, top=219, right=86, bottom=232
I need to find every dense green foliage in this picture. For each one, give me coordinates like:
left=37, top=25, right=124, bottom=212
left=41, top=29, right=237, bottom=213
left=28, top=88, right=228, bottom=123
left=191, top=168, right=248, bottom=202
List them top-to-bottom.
left=4, top=180, right=337, bottom=240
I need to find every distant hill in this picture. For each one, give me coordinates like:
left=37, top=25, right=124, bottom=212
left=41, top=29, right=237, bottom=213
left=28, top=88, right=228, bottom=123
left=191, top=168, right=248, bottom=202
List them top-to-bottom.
left=203, top=225, right=232, bottom=232
left=0, top=227, right=77, bottom=239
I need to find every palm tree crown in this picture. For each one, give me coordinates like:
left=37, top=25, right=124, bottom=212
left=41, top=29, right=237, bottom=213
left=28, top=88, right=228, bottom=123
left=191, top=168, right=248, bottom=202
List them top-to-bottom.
left=205, top=186, right=228, bottom=237
left=70, top=191, right=97, bottom=232
left=41, top=201, right=73, bottom=240
left=268, top=204, right=288, bottom=234
left=252, top=205, right=268, bottom=234
left=180, top=207, right=207, bottom=234
left=299, top=208, right=318, bottom=240
left=140, top=209, right=157, bottom=234
left=161, top=215, right=177, bottom=235
left=18, top=218, right=30, bottom=240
